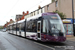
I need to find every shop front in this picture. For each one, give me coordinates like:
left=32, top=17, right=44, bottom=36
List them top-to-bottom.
left=63, top=19, right=74, bottom=37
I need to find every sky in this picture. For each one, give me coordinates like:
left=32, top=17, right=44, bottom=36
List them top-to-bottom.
left=0, top=0, right=51, bottom=26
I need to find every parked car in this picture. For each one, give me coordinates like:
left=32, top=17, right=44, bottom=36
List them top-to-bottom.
left=2, top=29, right=6, bottom=32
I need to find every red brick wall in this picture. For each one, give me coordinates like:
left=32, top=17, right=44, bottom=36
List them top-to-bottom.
left=21, top=11, right=29, bottom=20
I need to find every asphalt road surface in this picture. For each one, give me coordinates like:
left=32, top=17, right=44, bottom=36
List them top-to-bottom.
left=0, top=31, right=75, bottom=50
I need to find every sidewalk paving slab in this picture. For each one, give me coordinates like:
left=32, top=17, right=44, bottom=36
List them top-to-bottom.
left=67, top=36, right=75, bottom=41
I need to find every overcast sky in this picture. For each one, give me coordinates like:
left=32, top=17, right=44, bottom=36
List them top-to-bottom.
left=0, top=0, right=51, bottom=25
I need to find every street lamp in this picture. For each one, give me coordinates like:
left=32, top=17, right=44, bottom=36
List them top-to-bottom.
left=72, top=0, right=75, bottom=36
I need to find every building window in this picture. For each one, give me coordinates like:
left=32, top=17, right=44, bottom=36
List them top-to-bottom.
left=56, top=1, right=58, bottom=7
left=47, top=5, right=49, bottom=10
left=42, top=8, right=45, bottom=13
left=41, top=9, right=42, bottom=13
left=37, top=10, right=39, bottom=14
left=35, top=11, right=37, bottom=15
left=34, top=12, right=35, bottom=15
left=31, top=13, right=33, bottom=16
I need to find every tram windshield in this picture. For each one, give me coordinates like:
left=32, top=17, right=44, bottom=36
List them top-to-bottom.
left=43, top=14, right=65, bottom=34
left=50, top=19, right=65, bottom=33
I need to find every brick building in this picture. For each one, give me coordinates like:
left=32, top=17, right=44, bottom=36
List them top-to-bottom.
left=25, top=0, right=75, bottom=19
left=48, top=0, right=75, bottom=19
left=16, top=11, right=29, bottom=22
left=16, top=15, right=23, bottom=22
left=4, top=19, right=14, bottom=28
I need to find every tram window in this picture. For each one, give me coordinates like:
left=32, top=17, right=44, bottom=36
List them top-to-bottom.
left=27, top=20, right=37, bottom=32
left=43, top=20, right=48, bottom=34
left=43, top=20, right=46, bottom=33
left=27, top=21, right=32, bottom=32
left=32, top=21, right=37, bottom=32
left=21, top=22, right=25, bottom=31
left=38, top=23, right=40, bottom=31
left=13, top=24, right=16, bottom=31
left=16, top=24, right=19, bottom=31
left=19, top=24, right=21, bottom=31
left=13, top=25, right=14, bottom=30
left=8, top=26, right=9, bottom=30
left=9, top=26, right=10, bottom=30
left=10, top=26, right=12, bottom=30
left=12, top=26, right=13, bottom=30
left=16, top=27, right=19, bottom=31
left=21, top=27, right=25, bottom=31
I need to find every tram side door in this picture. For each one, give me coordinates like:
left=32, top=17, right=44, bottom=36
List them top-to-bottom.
left=37, top=21, right=41, bottom=40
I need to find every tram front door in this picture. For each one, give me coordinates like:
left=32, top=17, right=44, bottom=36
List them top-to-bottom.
left=37, top=21, right=41, bottom=40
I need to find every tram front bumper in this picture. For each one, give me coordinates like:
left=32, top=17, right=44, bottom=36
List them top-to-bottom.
left=47, top=36, right=66, bottom=42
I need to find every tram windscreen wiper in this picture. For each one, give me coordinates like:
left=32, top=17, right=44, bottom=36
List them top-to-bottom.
left=52, top=24, right=61, bottom=33
left=54, top=26, right=62, bottom=33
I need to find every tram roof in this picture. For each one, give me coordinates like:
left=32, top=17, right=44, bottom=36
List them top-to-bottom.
left=17, top=13, right=42, bottom=23
left=27, top=13, right=42, bottom=21
left=18, top=19, right=25, bottom=23
left=13, top=22, right=17, bottom=24
left=8, top=23, right=14, bottom=26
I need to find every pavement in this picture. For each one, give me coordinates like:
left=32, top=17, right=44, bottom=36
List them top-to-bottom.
left=67, top=35, right=75, bottom=41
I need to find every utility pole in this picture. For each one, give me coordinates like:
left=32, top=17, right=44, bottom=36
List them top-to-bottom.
left=72, top=0, right=75, bottom=36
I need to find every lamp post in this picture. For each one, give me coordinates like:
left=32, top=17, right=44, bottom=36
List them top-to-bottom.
left=72, top=0, right=75, bottom=36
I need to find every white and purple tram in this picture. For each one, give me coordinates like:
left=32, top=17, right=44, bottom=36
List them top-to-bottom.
left=7, top=12, right=66, bottom=42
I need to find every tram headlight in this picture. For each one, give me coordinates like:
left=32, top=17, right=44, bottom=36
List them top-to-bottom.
left=52, top=27, right=55, bottom=30
left=53, top=34, right=57, bottom=37
left=53, top=34, right=58, bottom=39
left=64, top=34, right=66, bottom=37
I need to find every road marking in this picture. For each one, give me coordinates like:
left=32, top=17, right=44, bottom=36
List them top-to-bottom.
left=34, top=42, right=55, bottom=50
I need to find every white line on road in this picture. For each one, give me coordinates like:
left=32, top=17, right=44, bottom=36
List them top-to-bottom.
left=34, top=42, right=55, bottom=50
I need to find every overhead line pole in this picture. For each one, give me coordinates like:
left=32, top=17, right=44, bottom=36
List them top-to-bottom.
left=72, top=0, right=75, bottom=36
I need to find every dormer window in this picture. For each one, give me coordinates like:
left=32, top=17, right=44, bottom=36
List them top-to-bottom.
left=56, top=1, right=58, bottom=7
left=47, top=5, right=49, bottom=10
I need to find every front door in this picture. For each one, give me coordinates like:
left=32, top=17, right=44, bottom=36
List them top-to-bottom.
left=37, top=21, right=41, bottom=40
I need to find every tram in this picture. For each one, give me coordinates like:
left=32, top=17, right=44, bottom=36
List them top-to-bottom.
left=7, top=12, right=66, bottom=42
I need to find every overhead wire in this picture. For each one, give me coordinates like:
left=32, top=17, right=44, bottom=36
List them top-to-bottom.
left=7, top=0, right=20, bottom=16
left=7, top=0, right=46, bottom=19
left=7, top=0, right=45, bottom=15
left=27, top=0, right=45, bottom=11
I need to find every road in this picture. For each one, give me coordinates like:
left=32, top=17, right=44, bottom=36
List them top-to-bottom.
left=0, top=31, right=75, bottom=50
